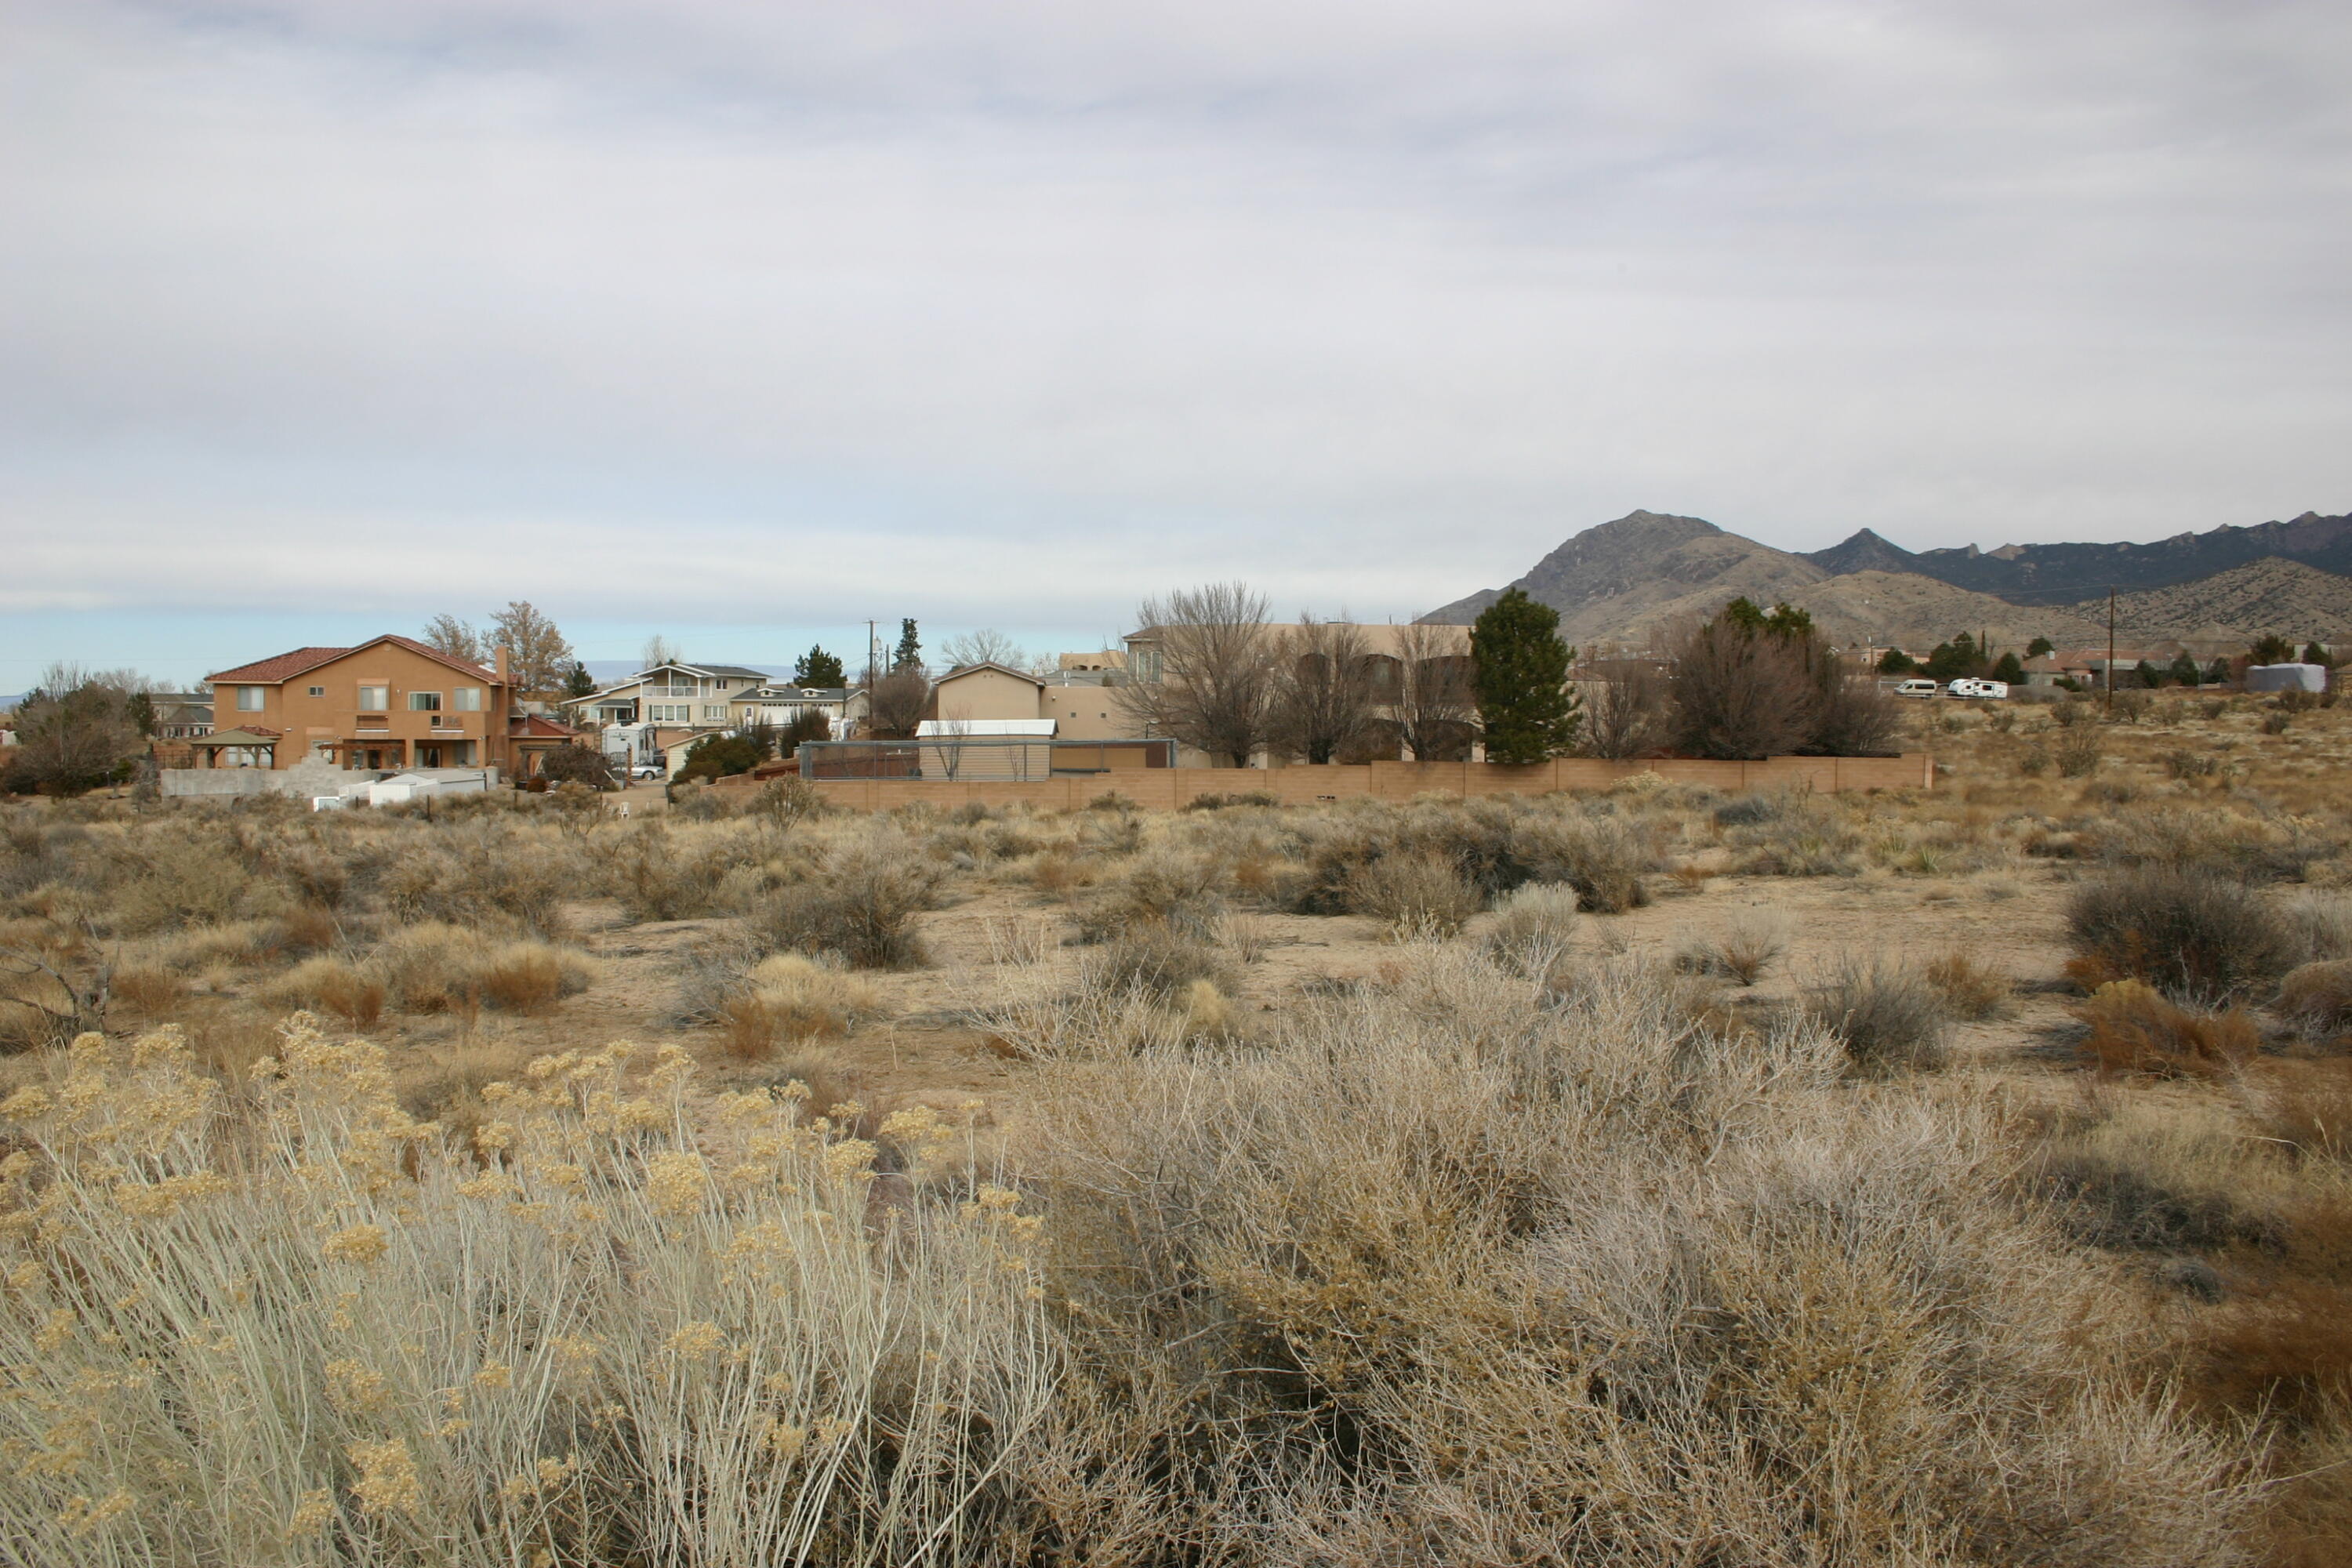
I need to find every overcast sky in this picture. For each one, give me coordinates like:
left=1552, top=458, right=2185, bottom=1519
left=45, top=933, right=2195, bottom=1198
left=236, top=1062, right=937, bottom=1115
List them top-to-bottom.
left=4, top=0, right=2348, bottom=684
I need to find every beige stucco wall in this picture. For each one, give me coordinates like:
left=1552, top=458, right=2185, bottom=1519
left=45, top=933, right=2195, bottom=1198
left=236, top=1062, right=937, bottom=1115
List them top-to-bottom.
left=934, top=666, right=1047, bottom=723
left=1040, top=686, right=1137, bottom=741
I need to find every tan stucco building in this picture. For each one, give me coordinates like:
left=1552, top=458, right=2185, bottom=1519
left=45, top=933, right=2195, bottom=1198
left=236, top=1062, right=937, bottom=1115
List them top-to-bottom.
left=198, top=635, right=575, bottom=775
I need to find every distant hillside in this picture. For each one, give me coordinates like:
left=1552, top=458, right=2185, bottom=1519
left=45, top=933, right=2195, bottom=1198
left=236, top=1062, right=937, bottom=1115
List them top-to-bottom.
left=1426, top=507, right=2352, bottom=652
left=1421, top=510, right=1827, bottom=637
left=1800, top=510, right=2352, bottom=601
left=2098, top=558, right=2352, bottom=642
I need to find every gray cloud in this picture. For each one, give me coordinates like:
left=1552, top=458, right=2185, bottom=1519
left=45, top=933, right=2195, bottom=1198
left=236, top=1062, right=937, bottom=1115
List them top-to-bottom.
left=2, top=0, right=2348, bottom=646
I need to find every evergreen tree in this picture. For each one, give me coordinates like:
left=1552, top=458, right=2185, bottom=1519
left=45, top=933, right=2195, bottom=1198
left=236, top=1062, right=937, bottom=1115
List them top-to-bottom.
left=1470, top=589, right=1580, bottom=764
left=893, top=619, right=921, bottom=670
left=1922, top=633, right=1982, bottom=681
left=2252, top=633, right=2296, bottom=665
left=2027, top=635, right=2055, bottom=659
left=2303, top=641, right=2334, bottom=668
left=793, top=646, right=845, bottom=687
left=1876, top=648, right=1916, bottom=674
left=1991, top=651, right=2025, bottom=684
left=2167, top=652, right=2201, bottom=687
left=2205, top=658, right=2233, bottom=685
left=2134, top=659, right=2163, bottom=689
left=564, top=662, right=596, bottom=699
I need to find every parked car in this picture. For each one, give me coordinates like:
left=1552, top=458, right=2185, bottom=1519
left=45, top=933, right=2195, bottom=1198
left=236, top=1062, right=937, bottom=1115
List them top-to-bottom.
left=1946, top=678, right=2009, bottom=699
left=1894, top=679, right=1940, bottom=699
left=630, top=762, right=663, bottom=780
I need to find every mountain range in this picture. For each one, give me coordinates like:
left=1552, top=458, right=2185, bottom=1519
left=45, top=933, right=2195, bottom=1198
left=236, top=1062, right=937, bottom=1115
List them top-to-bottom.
left=1421, top=509, right=2352, bottom=651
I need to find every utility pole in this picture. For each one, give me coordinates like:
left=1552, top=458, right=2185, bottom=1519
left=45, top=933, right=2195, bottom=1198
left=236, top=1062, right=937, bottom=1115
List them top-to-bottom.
left=2106, top=590, right=2116, bottom=712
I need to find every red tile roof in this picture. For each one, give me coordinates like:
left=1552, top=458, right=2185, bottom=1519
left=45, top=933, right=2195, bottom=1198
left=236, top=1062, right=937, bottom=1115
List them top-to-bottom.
left=208, top=634, right=503, bottom=686
left=206, top=647, right=352, bottom=684
left=508, top=714, right=575, bottom=737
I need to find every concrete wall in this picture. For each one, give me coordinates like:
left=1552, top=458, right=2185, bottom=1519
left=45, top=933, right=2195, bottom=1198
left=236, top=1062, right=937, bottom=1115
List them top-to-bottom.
left=731, top=753, right=1933, bottom=812
left=163, top=760, right=500, bottom=800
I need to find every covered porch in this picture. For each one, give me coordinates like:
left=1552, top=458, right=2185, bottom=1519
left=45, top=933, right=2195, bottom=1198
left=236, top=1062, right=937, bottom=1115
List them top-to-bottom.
left=188, top=727, right=282, bottom=768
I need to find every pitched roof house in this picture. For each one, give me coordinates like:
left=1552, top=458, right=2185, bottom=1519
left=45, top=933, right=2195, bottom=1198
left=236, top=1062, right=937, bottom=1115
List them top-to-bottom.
left=198, top=635, right=571, bottom=774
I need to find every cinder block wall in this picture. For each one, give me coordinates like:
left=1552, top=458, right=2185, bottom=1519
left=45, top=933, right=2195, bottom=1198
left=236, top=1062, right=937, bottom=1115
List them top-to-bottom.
left=724, top=754, right=1932, bottom=812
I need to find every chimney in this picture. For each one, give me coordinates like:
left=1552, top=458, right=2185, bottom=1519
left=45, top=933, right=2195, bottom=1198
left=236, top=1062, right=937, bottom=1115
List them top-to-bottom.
left=495, top=645, right=511, bottom=685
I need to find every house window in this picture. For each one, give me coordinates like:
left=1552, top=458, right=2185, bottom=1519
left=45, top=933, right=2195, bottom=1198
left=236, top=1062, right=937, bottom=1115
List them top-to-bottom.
left=307, top=685, right=325, bottom=697
left=358, top=685, right=388, bottom=710
left=235, top=687, right=264, bottom=711
left=452, top=687, right=483, bottom=712
left=408, top=691, right=442, bottom=712
left=649, top=703, right=690, bottom=723
left=703, top=704, right=728, bottom=721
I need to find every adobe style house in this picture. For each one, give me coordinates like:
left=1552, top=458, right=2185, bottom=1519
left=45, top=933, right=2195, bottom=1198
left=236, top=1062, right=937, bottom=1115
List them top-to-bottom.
left=195, top=635, right=575, bottom=775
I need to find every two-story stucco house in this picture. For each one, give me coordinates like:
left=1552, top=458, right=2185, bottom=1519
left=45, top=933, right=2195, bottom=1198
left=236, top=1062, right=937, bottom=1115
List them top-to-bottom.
left=194, top=636, right=574, bottom=775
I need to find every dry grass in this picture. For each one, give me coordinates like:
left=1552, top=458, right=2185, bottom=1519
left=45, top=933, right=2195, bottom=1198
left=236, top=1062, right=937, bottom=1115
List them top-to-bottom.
left=1340, top=851, right=1483, bottom=938
left=1675, top=908, right=1789, bottom=985
left=1926, top=952, right=2013, bottom=1018
left=714, top=953, right=885, bottom=1059
left=2073, top=980, right=2260, bottom=1078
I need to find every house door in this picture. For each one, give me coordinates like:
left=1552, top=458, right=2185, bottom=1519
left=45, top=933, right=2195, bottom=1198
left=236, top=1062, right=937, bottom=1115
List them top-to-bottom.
left=419, top=746, right=444, bottom=768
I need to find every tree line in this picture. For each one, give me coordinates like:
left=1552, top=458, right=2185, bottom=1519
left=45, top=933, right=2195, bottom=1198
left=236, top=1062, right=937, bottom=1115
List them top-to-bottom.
left=1102, top=583, right=1900, bottom=768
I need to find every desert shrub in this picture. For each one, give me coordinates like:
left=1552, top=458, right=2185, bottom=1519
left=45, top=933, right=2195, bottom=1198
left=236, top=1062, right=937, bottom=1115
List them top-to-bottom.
left=2111, top=689, right=2152, bottom=722
left=2051, top=699, right=2093, bottom=727
left=2263, top=711, right=2293, bottom=735
left=2055, top=726, right=2102, bottom=777
left=2016, top=743, right=2050, bottom=776
left=2164, top=749, right=2219, bottom=779
left=1181, top=791, right=1280, bottom=811
left=1711, top=793, right=1780, bottom=827
left=1722, top=793, right=1864, bottom=878
left=2099, top=811, right=2330, bottom=884
left=1523, top=813, right=1659, bottom=911
left=381, top=823, right=570, bottom=934
left=606, top=825, right=729, bottom=923
left=106, top=826, right=286, bottom=934
left=749, top=827, right=942, bottom=969
left=1072, top=848, right=1225, bottom=943
left=1341, top=852, right=1483, bottom=938
left=2065, top=867, right=2294, bottom=1000
left=1480, top=883, right=1581, bottom=978
left=2280, top=889, right=2352, bottom=965
left=1675, top=909, right=1789, bottom=985
left=369, top=922, right=489, bottom=1014
left=1087, top=922, right=1235, bottom=1002
left=475, top=942, right=594, bottom=1014
left=1022, top=946, right=2245, bottom=1562
left=1925, top=953, right=2011, bottom=1019
left=715, top=954, right=884, bottom=1058
left=270, top=955, right=387, bottom=1028
left=1809, top=956, right=1950, bottom=1073
left=2276, top=960, right=2352, bottom=1033
left=110, top=965, right=191, bottom=1015
left=2072, top=980, right=2259, bottom=1077
left=0, top=1022, right=1047, bottom=1568
left=2034, top=1099, right=2285, bottom=1253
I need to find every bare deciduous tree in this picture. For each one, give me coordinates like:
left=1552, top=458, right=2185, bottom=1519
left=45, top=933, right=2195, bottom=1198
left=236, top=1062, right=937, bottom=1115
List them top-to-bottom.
left=1114, top=583, right=1277, bottom=767
left=485, top=601, right=575, bottom=699
left=422, top=614, right=487, bottom=664
left=1665, top=614, right=1817, bottom=760
left=1269, top=617, right=1380, bottom=764
left=1392, top=621, right=1479, bottom=761
left=938, top=629, right=1030, bottom=672
left=641, top=634, right=681, bottom=672
left=1808, top=653, right=1903, bottom=757
left=1580, top=659, right=1668, bottom=759
left=865, top=664, right=932, bottom=739
left=5, top=665, right=145, bottom=795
